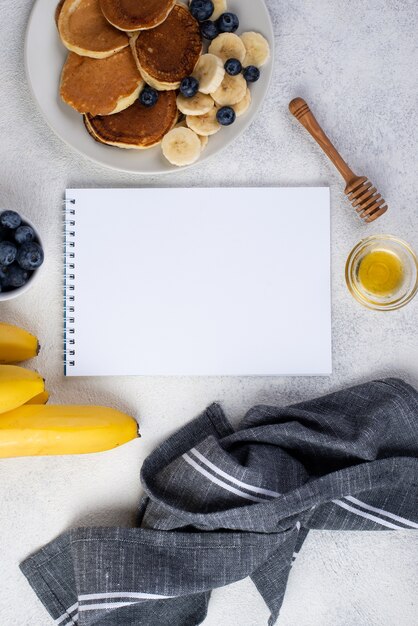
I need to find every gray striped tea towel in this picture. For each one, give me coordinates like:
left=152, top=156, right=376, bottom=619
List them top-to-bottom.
left=20, top=378, right=418, bottom=626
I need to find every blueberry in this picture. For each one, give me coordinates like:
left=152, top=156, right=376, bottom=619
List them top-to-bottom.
left=189, top=0, right=214, bottom=22
left=217, top=12, right=239, bottom=33
left=200, top=20, right=219, bottom=40
left=224, top=58, right=242, bottom=76
left=243, top=65, right=260, bottom=82
left=180, top=76, right=199, bottom=98
left=139, top=86, right=159, bottom=107
left=216, top=106, right=236, bottom=126
left=0, top=210, right=21, bottom=230
left=15, top=225, right=35, bottom=245
left=0, top=241, right=17, bottom=266
left=16, top=241, right=44, bottom=271
left=1, top=263, right=29, bottom=289
left=0, top=265, right=7, bottom=291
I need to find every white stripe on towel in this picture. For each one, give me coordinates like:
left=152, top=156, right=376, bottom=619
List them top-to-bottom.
left=189, top=448, right=281, bottom=498
left=182, top=453, right=266, bottom=502
left=344, top=496, right=418, bottom=529
left=333, top=499, right=402, bottom=529
left=79, top=592, right=173, bottom=601
left=55, top=602, right=78, bottom=624
left=79, top=602, right=137, bottom=612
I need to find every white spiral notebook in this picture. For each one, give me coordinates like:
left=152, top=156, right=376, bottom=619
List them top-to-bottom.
left=64, top=188, right=331, bottom=376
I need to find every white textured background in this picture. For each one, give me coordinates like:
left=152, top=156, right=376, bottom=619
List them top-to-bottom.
left=0, top=0, right=417, bottom=624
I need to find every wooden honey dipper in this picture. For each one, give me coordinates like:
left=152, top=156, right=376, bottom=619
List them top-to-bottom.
left=289, top=98, right=388, bottom=222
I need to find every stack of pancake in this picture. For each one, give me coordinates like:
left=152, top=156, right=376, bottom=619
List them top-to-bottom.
left=56, top=0, right=270, bottom=165
left=57, top=0, right=202, bottom=150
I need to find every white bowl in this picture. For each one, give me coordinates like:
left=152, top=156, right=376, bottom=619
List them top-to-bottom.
left=0, top=216, right=44, bottom=301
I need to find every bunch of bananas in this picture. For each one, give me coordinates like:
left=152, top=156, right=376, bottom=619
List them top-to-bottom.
left=0, top=322, right=139, bottom=458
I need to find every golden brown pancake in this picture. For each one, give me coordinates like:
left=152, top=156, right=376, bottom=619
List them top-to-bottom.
left=55, top=0, right=66, bottom=26
left=58, top=0, right=129, bottom=59
left=100, top=0, right=176, bottom=32
left=131, top=4, right=202, bottom=90
left=60, top=48, right=143, bottom=115
left=84, top=91, right=178, bottom=148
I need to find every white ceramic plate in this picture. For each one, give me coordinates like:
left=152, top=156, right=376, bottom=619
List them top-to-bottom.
left=25, top=0, right=274, bottom=174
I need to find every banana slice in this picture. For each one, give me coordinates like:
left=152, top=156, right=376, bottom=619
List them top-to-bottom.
left=211, top=0, right=227, bottom=20
left=240, top=32, right=270, bottom=67
left=208, top=33, right=246, bottom=63
left=192, top=54, right=225, bottom=95
left=211, top=73, right=246, bottom=106
left=233, top=87, right=251, bottom=117
left=177, top=92, right=214, bottom=115
left=186, top=108, right=221, bottom=136
left=176, top=120, right=208, bottom=149
left=161, top=127, right=202, bottom=166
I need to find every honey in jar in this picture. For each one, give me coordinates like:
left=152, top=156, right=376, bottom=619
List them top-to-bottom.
left=357, top=249, right=404, bottom=297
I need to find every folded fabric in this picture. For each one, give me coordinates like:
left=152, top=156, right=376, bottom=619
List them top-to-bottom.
left=21, top=378, right=418, bottom=626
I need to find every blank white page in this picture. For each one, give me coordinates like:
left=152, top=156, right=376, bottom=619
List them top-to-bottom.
left=64, top=188, right=331, bottom=376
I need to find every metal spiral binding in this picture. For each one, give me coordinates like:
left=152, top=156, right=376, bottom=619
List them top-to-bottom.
left=64, top=198, right=76, bottom=370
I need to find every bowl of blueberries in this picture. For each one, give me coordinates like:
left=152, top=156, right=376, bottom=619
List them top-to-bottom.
left=0, top=210, right=44, bottom=300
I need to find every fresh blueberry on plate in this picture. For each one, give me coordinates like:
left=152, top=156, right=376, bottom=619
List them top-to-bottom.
left=189, top=0, right=214, bottom=22
left=217, top=12, right=239, bottom=33
left=200, top=20, right=219, bottom=40
left=224, top=58, right=242, bottom=76
left=243, top=65, right=260, bottom=82
left=180, top=76, right=200, bottom=98
left=139, top=86, right=159, bottom=107
left=216, top=106, right=236, bottom=126
left=0, top=210, right=22, bottom=230
left=14, top=225, right=35, bottom=245
left=0, top=241, right=17, bottom=266
left=16, top=241, right=44, bottom=271
left=1, top=264, right=29, bottom=288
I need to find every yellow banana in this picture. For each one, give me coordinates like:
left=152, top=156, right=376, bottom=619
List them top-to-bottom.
left=0, top=323, right=39, bottom=363
left=0, top=365, right=45, bottom=413
left=25, top=391, right=50, bottom=405
left=0, top=404, right=139, bottom=457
